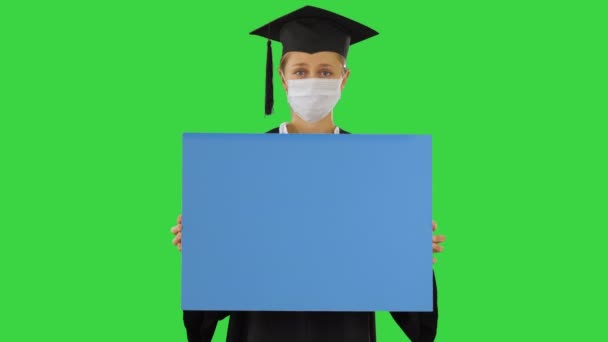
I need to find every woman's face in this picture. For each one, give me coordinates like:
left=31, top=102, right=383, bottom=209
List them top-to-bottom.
left=279, top=51, right=350, bottom=91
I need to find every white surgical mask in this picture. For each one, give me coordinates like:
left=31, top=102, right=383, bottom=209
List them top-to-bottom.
left=286, top=78, right=342, bottom=123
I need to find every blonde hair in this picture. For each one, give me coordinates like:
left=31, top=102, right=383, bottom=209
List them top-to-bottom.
left=279, top=52, right=348, bottom=75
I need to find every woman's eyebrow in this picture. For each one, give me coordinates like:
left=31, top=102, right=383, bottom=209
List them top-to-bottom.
left=289, top=63, right=336, bottom=68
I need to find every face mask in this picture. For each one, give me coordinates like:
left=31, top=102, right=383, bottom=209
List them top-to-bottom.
left=286, top=78, right=342, bottom=123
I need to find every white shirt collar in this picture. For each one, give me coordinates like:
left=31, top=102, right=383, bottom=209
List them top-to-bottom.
left=279, top=122, right=341, bottom=134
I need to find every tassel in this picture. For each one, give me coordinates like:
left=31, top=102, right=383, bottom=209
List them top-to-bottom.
left=265, top=39, right=274, bottom=115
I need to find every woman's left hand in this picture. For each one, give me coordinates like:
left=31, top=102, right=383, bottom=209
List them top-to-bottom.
left=432, top=220, right=446, bottom=264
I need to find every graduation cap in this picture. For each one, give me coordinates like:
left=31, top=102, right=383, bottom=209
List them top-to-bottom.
left=250, top=5, right=379, bottom=115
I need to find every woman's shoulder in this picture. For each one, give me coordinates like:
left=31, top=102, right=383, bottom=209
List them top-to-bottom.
left=266, top=127, right=281, bottom=134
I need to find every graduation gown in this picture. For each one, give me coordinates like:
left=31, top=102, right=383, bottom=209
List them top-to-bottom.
left=182, top=126, right=439, bottom=342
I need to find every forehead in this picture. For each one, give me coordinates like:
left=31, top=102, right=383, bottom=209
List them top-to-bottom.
left=284, top=51, right=343, bottom=67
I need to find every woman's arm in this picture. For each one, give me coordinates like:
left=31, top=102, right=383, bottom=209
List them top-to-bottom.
left=173, top=215, right=230, bottom=341
left=391, top=220, right=444, bottom=341
left=390, top=270, right=438, bottom=342
left=183, top=310, right=230, bottom=342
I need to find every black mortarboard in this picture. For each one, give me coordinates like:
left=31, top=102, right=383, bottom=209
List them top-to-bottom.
left=250, top=6, right=379, bottom=115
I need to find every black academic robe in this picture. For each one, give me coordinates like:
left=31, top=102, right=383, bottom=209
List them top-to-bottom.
left=182, top=127, right=439, bottom=342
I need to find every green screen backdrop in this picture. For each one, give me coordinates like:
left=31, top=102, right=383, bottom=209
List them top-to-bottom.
left=1, top=0, right=606, bottom=341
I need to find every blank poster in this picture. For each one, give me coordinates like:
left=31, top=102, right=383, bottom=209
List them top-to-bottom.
left=182, top=133, right=432, bottom=312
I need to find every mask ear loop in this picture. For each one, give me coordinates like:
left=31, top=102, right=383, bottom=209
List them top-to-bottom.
left=285, top=75, right=290, bottom=96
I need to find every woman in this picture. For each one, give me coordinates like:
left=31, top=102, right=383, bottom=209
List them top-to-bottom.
left=171, top=6, right=446, bottom=342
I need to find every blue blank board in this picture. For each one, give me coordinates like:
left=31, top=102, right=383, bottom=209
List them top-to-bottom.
left=182, top=133, right=432, bottom=312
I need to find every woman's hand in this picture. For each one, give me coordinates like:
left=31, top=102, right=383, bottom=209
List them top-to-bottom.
left=170, top=214, right=182, bottom=252
left=170, top=215, right=447, bottom=258
left=432, top=220, right=446, bottom=264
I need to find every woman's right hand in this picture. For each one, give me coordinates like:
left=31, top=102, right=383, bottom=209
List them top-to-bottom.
left=170, top=214, right=182, bottom=252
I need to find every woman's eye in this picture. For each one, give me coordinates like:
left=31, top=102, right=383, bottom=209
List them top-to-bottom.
left=294, top=70, right=307, bottom=76
left=320, top=70, right=333, bottom=77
